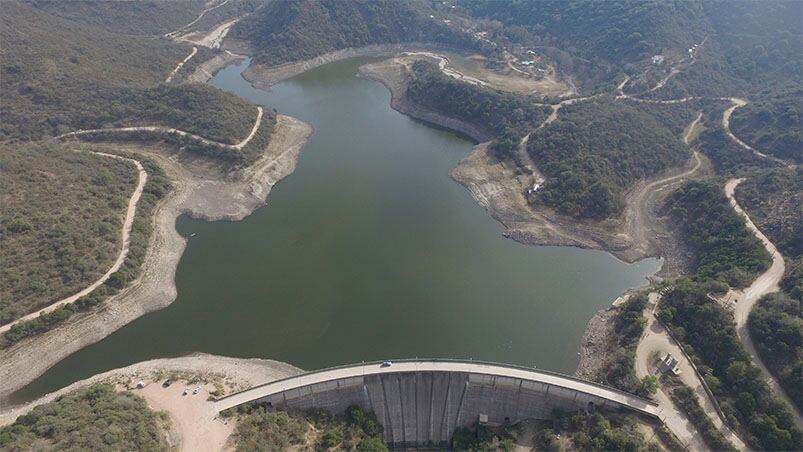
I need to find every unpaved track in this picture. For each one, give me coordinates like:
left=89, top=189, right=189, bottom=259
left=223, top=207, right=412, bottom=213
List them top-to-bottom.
left=165, top=0, right=231, bottom=39
left=165, top=46, right=198, bottom=83
left=57, top=106, right=263, bottom=151
left=623, top=114, right=703, bottom=259
left=0, top=116, right=312, bottom=401
left=0, top=152, right=147, bottom=335
left=723, top=178, right=802, bottom=426
left=635, top=293, right=747, bottom=450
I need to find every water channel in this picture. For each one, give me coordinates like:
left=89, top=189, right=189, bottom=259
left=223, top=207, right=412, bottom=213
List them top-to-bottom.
left=11, top=58, right=660, bottom=403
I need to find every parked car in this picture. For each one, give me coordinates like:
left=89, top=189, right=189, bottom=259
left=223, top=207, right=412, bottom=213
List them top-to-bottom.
left=380, top=361, right=392, bottom=368
left=162, top=379, right=173, bottom=388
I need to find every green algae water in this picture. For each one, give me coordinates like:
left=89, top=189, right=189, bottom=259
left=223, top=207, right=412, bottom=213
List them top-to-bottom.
left=11, top=58, right=659, bottom=402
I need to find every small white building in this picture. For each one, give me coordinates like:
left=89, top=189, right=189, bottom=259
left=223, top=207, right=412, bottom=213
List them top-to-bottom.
left=651, top=55, right=665, bottom=65
left=521, top=60, right=535, bottom=66
left=659, top=353, right=681, bottom=376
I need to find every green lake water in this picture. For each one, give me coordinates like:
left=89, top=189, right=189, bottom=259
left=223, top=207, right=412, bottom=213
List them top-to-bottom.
left=10, top=58, right=659, bottom=403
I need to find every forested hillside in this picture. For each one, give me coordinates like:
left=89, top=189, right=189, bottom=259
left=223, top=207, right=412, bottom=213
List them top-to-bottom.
left=25, top=0, right=208, bottom=36
left=229, top=0, right=478, bottom=66
left=457, top=0, right=707, bottom=65
left=1, top=1, right=269, bottom=151
left=406, top=60, right=550, bottom=160
left=730, top=87, right=802, bottom=163
left=526, top=100, right=690, bottom=219
left=0, top=143, right=138, bottom=325
left=735, top=167, right=803, bottom=259
left=737, top=167, right=802, bottom=413
left=664, top=180, right=770, bottom=287
left=660, top=281, right=802, bottom=451
left=749, top=292, right=802, bottom=413
left=0, top=385, right=168, bottom=450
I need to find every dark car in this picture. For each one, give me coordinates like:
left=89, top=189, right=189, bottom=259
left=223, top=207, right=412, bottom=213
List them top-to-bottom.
left=162, top=379, right=173, bottom=388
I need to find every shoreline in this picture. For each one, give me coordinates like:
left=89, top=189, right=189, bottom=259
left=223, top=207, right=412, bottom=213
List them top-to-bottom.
left=237, top=42, right=470, bottom=91
left=354, top=56, right=709, bottom=380
left=357, top=57, right=697, bottom=269
left=0, top=115, right=312, bottom=401
left=0, top=353, right=302, bottom=451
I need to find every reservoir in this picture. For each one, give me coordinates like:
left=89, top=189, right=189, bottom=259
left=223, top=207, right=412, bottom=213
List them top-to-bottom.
left=11, top=58, right=659, bottom=402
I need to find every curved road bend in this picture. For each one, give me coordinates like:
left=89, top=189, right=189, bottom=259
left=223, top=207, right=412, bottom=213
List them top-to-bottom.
left=164, top=0, right=231, bottom=39
left=57, top=106, right=263, bottom=151
left=0, top=152, right=148, bottom=335
left=723, top=178, right=802, bottom=427
left=636, top=293, right=748, bottom=450
left=214, top=360, right=660, bottom=417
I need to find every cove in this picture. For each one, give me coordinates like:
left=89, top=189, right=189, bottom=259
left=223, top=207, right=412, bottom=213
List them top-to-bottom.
left=11, top=58, right=659, bottom=403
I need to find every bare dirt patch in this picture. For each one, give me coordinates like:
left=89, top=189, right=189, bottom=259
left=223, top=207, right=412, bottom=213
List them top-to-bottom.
left=0, top=354, right=302, bottom=452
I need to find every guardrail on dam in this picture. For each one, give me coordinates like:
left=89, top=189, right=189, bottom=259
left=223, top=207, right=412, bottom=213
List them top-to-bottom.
left=214, top=360, right=661, bottom=448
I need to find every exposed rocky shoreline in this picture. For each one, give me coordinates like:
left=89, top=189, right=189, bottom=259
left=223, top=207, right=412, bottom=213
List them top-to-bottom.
left=237, top=42, right=468, bottom=91
left=0, top=116, right=312, bottom=400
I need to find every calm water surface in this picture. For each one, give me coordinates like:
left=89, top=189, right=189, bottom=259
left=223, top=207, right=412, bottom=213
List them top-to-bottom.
left=11, top=59, right=659, bottom=403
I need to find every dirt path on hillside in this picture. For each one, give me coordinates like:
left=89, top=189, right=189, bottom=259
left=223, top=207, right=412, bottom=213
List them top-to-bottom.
left=165, top=0, right=231, bottom=39
left=177, top=17, right=240, bottom=49
left=166, top=46, right=198, bottom=83
left=56, top=106, right=263, bottom=150
left=621, top=114, right=704, bottom=268
left=0, top=116, right=312, bottom=400
left=0, top=152, right=147, bottom=335
left=723, top=178, right=802, bottom=426
left=635, top=293, right=747, bottom=450
left=0, top=354, right=301, bottom=452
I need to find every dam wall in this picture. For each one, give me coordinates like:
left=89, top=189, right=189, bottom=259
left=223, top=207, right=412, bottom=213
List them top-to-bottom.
left=216, top=361, right=660, bottom=449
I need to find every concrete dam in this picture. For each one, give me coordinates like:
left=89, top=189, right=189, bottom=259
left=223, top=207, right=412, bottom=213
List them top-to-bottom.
left=215, top=360, right=660, bottom=448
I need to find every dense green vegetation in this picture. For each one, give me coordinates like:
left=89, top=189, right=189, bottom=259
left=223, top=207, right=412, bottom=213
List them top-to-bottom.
left=26, top=0, right=208, bottom=36
left=230, top=0, right=477, bottom=66
left=458, top=0, right=706, bottom=66
left=1, top=1, right=267, bottom=153
left=666, top=1, right=802, bottom=98
left=406, top=60, right=550, bottom=161
left=730, top=87, right=802, bottom=163
left=527, top=99, right=689, bottom=218
left=0, top=143, right=137, bottom=325
left=1, top=148, right=171, bottom=347
left=732, top=167, right=802, bottom=414
left=735, top=167, right=803, bottom=258
left=664, top=180, right=770, bottom=287
left=659, top=280, right=802, bottom=451
left=748, top=292, right=802, bottom=413
left=605, top=294, right=652, bottom=396
left=0, top=384, right=167, bottom=450
left=668, top=385, right=736, bottom=451
left=233, top=405, right=387, bottom=451
left=455, top=411, right=661, bottom=451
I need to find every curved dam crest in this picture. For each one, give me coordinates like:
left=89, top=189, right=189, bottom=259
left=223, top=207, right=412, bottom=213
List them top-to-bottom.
left=10, top=58, right=659, bottom=404
left=215, top=360, right=660, bottom=448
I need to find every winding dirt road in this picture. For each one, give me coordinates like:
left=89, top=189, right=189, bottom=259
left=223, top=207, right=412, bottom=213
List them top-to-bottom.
left=164, top=0, right=231, bottom=39
left=165, top=46, right=198, bottom=83
left=57, top=106, right=263, bottom=151
left=623, top=113, right=703, bottom=258
left=0, top=152, right=147, bottom=335
left=723, top=178, right=802, bottom=427
left=635, top=293, right=747, bottom=451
